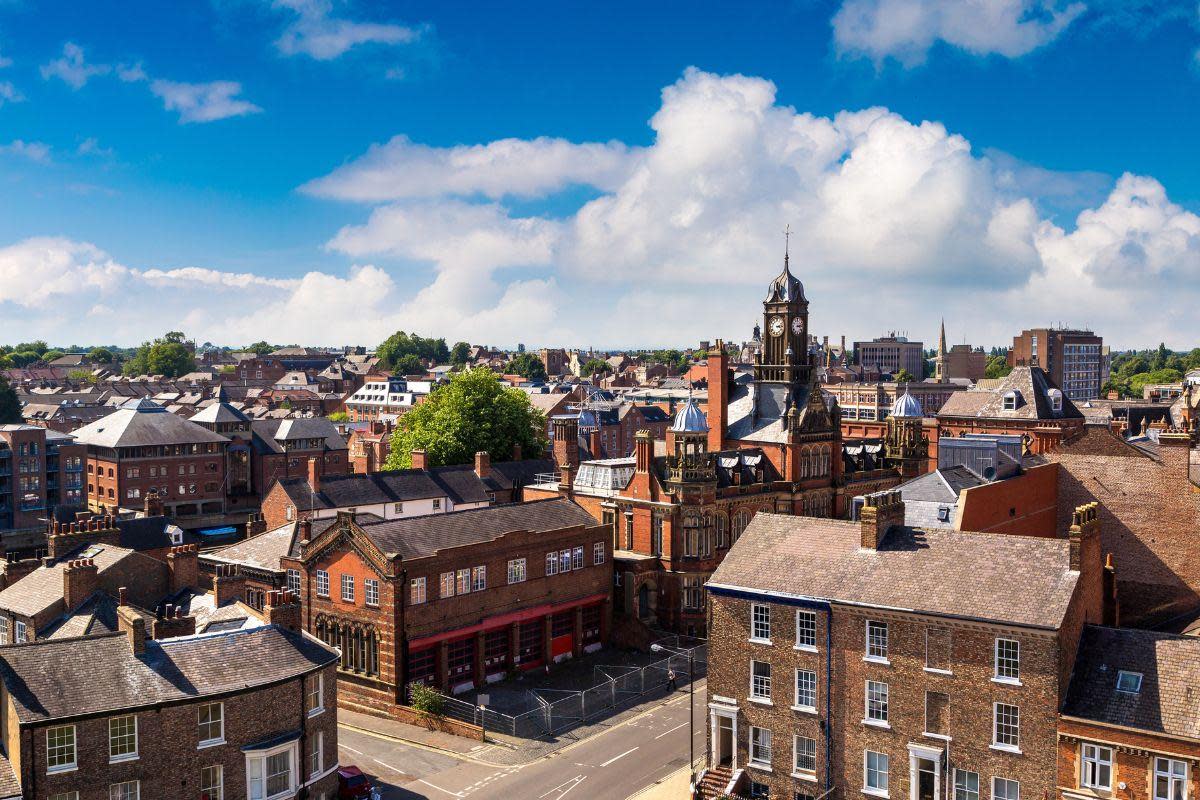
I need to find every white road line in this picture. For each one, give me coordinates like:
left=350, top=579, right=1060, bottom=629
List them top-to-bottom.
left=654, top=722, right=688, bottom=740
left=340, top=744, right=364, bottom=755
left=599, top=746, right=639, bottom=767
left=372, top=756, right=405, bottom=773
left=540, top=775, right=584, bottom=798
left=558, top=775, right=588, bottom=799
left=418, top=778, right=466, bottom=797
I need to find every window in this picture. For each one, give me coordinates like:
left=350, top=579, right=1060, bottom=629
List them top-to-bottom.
left=432, top=498, right=441, bottom=510
left=394, top=502, right=404, bottom=514
left=286, top=506, right=295, bottom=521
left=593, top=541, right=605, bottom=564
left=572, top=546, right=584, bottom=570
left=559, top=549, right=571, bottom=573
left=545, top=552, right=558, bottom=576
left=508, top=558, right=527, bottom=584
left=472, top=566, right=487, bottom=592
left=456, top=568, right=471, bottom=595
left=286, top=569, right=300, bottom=595
left=315, top=570, right=329, bottom=597
left=440, top=571, right=455, bottom=598
left=340, top=574, right=355, bottom=603
left=411, top=576, right=427, bottom=604
left=365, top=578, right=379, bottom=607
left=751, top=603, right=771, bottom=642
left=795, top=610, right=816, bottom=650
left=0, top=617, right=7, bottom=645
left=14, top=620, right=26, bottom=643
left=866, top=621, right=888, bottom=661
left=926, top=627, right=952, bottom=672
left=994, top=639, right=1020, bottom=682
left=750, top=660, right=772, bottom=700
left=794, top=669, right=816, bottom=710
left=1116, top=670, right=1142, bottom=694
left=306, top=673, right=323, bottom=716
left=865, top=680, right=889, bottom=724
left=925, top=691, right=949, bottom=737
left=198, top=702, right=224, bottom=746
left=993, top=703, right=1020, bottom=750
left=109, top=714, right=138, bottom=762
left=46, top=724, right=76, bottom=772
left=749, top=726, right=772, bottom=767
left=308, top=731, right=323, bottom=777
left=793, top=735, right=816, bottom=775
left=1080, top=743, right=1113, bottom=790
left=247, top=744, right=296, bottom=800
left=864, top=751, right=889, bottom=795
left=1155, top=758, right=1187, bottom=800
left=201, top=766, right=223, bottom=800
left=954, top=771, right=979, bottom=800
left=993, top=778, right=1019, bottom=800
left=109, top=782, right=139, bottom=800
left=750, top=782, right=770, bottom=799
left=51, top=793, right=79, bottom=800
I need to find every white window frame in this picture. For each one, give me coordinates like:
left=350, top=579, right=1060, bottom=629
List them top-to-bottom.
left=593, top=541, right=605, bottom=564
left=545, top=552, right=558, bottom=576
left=507, top=558, right=527, bottom=584
left=472, top=565, right=487, bottom=592
left=285, top=569, right=300, bottom=595
left=315, top=570, right=329, bottom=597
left=439, top=571, right=455, bottom=598
left=340, top=573, right=355, bottom=603
left=411, top=576, right=427, bottom=605
left=364, top=578, right=379, bottom=607
left=750, top=603, right=771, bottom=644
left=795, top=610, right=817, bottom=651
left=0, top=616, right=8, bottom=645
left=14, top=619, right=25, bottom=643
left=865, top=620, right=888, bottom=662
left=994, top=638, right=1020, bottom=684
left=749, top=659, right=772, bottom=702
left=794, top=668, right=816, bottom=712
left=1116, top=670, right=1143, bottom=694
left=306, top=673, right=324, bottom=717
left=865, top=680, right=889, bottom=726
left=198, top=702, right=225, bottom=747
left=992, top=703, right=1020, bottom=753
left=108, top=714, right=138, bottom=763
left=46, top=724, right=77, bottom=773
left=749, top=725, right=772, bottom=769
left=308, top=730, right=323, bottom=778
left=793, top=734, right=816, bottom=778
left=245, top=740, right=298, bottom=800
left=1080, top=743, right=1113, bottom=791
left=864, top=750, right=889, bottom=797
left=1154, top=757, right=1188, bottom=800
left=200, top=765, right=223, bottom=800
left=954, top=770, right=979, bottom=800
left=992, top=777, right=1019, bottom=800
left=108, top=782, right=139, bottom=800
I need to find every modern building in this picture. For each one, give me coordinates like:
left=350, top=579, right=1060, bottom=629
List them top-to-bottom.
left=1009, top=328, right=1105, bottom=401
left=855, top=334, right=925, bottom=378
left=343, top=376, right=430, bottom=422
left=0, top=425, right=85, bottom=532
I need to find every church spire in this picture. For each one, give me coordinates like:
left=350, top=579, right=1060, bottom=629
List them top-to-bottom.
left=935, top=318, right=948, bottom=384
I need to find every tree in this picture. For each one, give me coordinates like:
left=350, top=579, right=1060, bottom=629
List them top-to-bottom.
left=377, top=331, right=449, bottom=370
left=123, top=334, right=196, bottom=378
left=13, top=341, right=48, bottom=356
left=244, top=341, right=275, bottom=356
left=450, top=341, right=471, bottom=365
left=86, top=347, right=114, bottom=364
left=41, top=350, right=64, bottom=364
left=9, top=351, right=40, bottom=368
left=505, top=353, right=548, bottom=383
left=392, top=354, right=426, bottom=376
left=985, top=355, right=1012, bottom=379
left=582, top=358, right=611, bottom=375
left=893, top=368, right=916, bottom=384
left=67, top=369, right=96, bottom=384
left=384, top=369, right=548, bottom=470
left=0, top=375, right=21, bottom=424
left=327, top=410, right=349, bottom=423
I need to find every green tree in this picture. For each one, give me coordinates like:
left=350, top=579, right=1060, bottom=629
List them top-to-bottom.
left=377, top=331, right=449, bottom=370
left=123, top=334, right=197, bottom=378
left=13, top=341, right=48, bottom=356
left=244, top=341, right=275, bottom=356
left=450, top=341, right=471, bottom=365
left=86, top=347, right=114, bottom=363
left=41, top=350, right=64, bottom=363
left=9, top=351, right=40, bottom=368
left=0, top=353, right=11, bottom=370
left=505, top=353, right=548, bottom=382
left=392, top=354, right=426, bottom=375
left=985, top=355, right=1012, bottom=379
left=1117, top=355, right=1149, bottom=379
left=582, top=359, right=612, bottom=375
left=893, top=368, right=916, bottom=383
left=1128, top=368, right=1183, bottom=397
left=67, top=369, right=97, bottom=384
left=384, top=369, right=548, bottom=470
left=0, top=375, right=21, bottom=424
left=327, top=410, right=349, bottom=423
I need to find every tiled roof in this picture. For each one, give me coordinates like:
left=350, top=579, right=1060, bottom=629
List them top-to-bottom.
left=937, top=366, right=1082, bottom=421
left=70, top=401, right=229, bottom=448
left=250, top=418, right=346, bottom=455
left=279, top=468, right=463, bottom=509
left=357, top=499, right=597, bottom=560
left=708, top=513, right=1080, bottom=629
left=203, top=523, right=296, bottom=573
left=0, top=544, right=166, bottom=619
left=0, top=625, right=337, bottom=723
left=1063, top=625, right=1200, bottom=738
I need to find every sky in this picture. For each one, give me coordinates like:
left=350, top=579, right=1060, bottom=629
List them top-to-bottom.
left=1, top=0, right=1199, bottom=351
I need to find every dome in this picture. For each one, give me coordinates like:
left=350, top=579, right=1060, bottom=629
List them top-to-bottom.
left=764, top=254, right=806, bottom=303
left=890, top=390, right=923, bottom=419
left=671, top=397, right=709, bottom=433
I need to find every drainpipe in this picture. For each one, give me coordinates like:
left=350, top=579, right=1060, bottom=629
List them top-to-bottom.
left=824, top=603, right=833, bottom=799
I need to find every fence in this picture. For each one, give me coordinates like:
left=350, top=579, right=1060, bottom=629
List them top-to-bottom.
left=413, top=637, right=706, bottom=740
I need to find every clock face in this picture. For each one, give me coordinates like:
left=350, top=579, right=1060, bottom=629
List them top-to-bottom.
left=768, top=316, right=785, bottom=337
left=791, top=317, right=804, bottom=335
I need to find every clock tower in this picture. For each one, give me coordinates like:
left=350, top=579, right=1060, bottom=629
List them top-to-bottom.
left=755, top=245, right=810, bottom=388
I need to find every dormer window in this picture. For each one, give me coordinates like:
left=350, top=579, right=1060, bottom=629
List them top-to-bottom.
left=1048, top=389, right=1063, bottom=413
left=1002, top=390, right=1021, bottom=411
left=1116, top=670, right=1142, bottom=694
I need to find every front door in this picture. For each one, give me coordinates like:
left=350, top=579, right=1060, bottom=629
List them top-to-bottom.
left=638, top=584, right=651, bottom=619
left=717, top=717, right=733, bottom=767
left=917, top=759, right=936, bottom=800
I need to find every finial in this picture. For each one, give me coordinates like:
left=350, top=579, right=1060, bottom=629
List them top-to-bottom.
left=783, top=224, right=791, bottom=267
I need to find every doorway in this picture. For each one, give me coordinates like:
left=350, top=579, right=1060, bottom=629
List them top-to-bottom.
left=917, top=759, right=936, bottom=800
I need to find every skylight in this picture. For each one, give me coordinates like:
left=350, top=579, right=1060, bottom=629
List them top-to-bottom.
left=1116, top=670, right=1142, bottom=694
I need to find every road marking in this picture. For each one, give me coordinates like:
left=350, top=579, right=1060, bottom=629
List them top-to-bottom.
left=654, top=722, right=688, bottom=740
left=340, top=744, right=364, bottom=755
left=599, top=746, right=639, bottom=767
left=372, top=756, right=404, bottom=773
left=558, top=775, right=587, bottom=799
left=418, top=778, right=466, bottom=797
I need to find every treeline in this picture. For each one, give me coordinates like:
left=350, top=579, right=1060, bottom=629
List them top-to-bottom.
left=1106, top=345, right=1200, bottom=398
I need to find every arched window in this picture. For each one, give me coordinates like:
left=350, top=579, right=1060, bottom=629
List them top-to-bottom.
left=732, top=509, right=754, bottom=542
left=714, top=511, right=730, bottom=549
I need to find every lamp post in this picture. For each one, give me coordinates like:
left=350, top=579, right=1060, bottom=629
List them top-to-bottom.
left=652, top=642, right=696, bottom=796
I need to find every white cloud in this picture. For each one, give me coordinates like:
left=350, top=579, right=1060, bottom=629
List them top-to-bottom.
left=270, top=0, right=421, bottom=60
left=832, top=0, right=1085, bottom=66
left=40, top=42, right=111, bottom=89
left=0, top=50, right=12, bottom=69
left=115, top=62, right=148, bottom=83
left=150, top=79, right=262, bottom=123
left=0, top=81, right=21, bottom=106
left=303, top=135, right=637, bottom=202
left=76, top=137, right=113, bottom=157
left=0, top=140, right=50, bottom=163
left=0, top=238, right=128, bottom=305
left=138, top=266, right=298, bottom=290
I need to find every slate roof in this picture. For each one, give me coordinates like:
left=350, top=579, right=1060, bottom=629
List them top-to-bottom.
left=938, top=366, right=1083, bottom=421
left=70, top=400, right=229, bottom=449
left=189, top=401, right=250, bottom=425
left=250, top=418, right=346, bottom=454
left=486, top=458, right=557, bottom=491
left=277, top=465, right=490, bottom=510
left=356, top=499, right=597, bottom=560
left=708, top=513, right=1080, bottom=629
left=115, top=516, right=195, bottom=551
left=203, top=523, right=297, bottom=573
left=0, top=544, right=165, bottom=619
left=0, top=625, right=337, bottom=723
left=1062, top=625, right=1200, bottom=738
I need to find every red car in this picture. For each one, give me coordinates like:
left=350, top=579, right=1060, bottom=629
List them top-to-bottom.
left=338, top=766, right=374, bottom=798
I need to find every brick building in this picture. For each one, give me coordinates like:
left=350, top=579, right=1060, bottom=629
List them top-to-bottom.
left=932, top=320, right=987, bottom=383
left=1009, top=328, right=1105, bottom=402
left=855, top=335, right=926, bottom=378
left=937, top=367, right=1086, bottom=455
left=343, top=376, right=429, bottom=422
left=70, top=398, right=230, bottom=518
left=346, top=419, right=394, bottom=473
left=0, top=425, right=85, bottom=532
left=699, top=492, right=1113, bottom=800
left=283, top=500, right=609, bottom=714
left=0, top=619, right=339, bottom=799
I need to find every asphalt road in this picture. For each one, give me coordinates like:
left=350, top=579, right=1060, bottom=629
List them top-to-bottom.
left=339, top=682, right=707, bottom=800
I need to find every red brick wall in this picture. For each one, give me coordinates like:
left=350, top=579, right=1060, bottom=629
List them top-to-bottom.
left=956, top=463, right=1060, bottom=537
left=1058, top=718, right=1200, bottom=800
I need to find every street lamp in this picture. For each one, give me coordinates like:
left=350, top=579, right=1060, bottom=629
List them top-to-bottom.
left=652, top=642, right=696, bottom=797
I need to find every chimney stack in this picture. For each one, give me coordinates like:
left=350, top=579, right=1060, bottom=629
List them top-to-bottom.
left=706, top=341, right=728, bottom=452
left=552, top=416, right=580, bottom=469
left=589, top=428, right=602, bottom=459
left=635, top=429, right=653, bottom=474
left=511, top=442, right=522, bottom=461
left=411, top=449, right=428, bottom=471
left=474, top=451, right=490, bottom=479
left=307, top=456, right=322, bottom=493
left=558, top=462, right=574, bottom=498
left=143, top=490, right=164, bottom=518
left=860, top=491, right=905, bottom=551
left=1069, top=502, right=1100, bottom=572
left=166, top=544, right=199, bottom=594
left=63, top=558, right=99, bottom=610
left=212, top=564, right=246, bottom=607
left=264, top=589, right=301, bottom=632
left=116, top=602, right=147, bottom=656
left=150, top=602, right=196, bottom=640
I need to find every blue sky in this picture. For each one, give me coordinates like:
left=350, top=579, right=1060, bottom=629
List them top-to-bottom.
left=1, top=0, right=1198, bottom=349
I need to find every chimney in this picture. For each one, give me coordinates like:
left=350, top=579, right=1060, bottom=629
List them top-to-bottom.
left=706, top=341, right=728, bottom=452
left=552, top=416, right=580, bottom=469
left=589, top=428, right=602, bottom=459
left=635, top=430, right=653, bottom=473
left=511, top=442, right=523, bottom=461
left=411, top=449, right=428, bottom=471
left=474, top=451, right=490, bottom=479
left=307, top=456, right=322, bottom=493
left=558, top=462, right=574, bottom=497
left=143, top=490, right=164, bottom=518
left=860, top=491, right=905, bottom=551
left=1068, top=502, right=1100, bottom=572
left=246, top=512, right=266, bottom=538
left=298, top=517, right=312, bottom=543
left=167, top=544, right=199, bottom=594
left=63, top=558, right=99, bottom=610
left=212, top=564, right=246, bottom=607
left=264, top=589, right=301, bottom=632
left=117, top=602, right=147, bottom=656
left=150, top=603, right=196, bottom=640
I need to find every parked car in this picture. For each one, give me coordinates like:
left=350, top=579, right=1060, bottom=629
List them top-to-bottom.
left=338, top=765, right=374, bottom=799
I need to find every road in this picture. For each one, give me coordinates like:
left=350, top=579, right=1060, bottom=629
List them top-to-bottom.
left=339, top=683, right=707, bottom=800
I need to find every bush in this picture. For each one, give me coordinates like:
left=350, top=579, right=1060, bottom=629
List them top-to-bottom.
left=409, top=683, right=444, bottom=716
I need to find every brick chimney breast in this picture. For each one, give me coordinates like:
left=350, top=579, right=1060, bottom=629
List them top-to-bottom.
left=474, top=451, right=490, bottom=479
left=307, top=456, right=322, bottom=494
left=860, top=490, right=905, bottom=551
left=167, top=544, right=199, bottom=594
left=63, top=557, right=99, bottom=611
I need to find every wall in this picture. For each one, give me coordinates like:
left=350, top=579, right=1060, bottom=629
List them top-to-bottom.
left=955, top=463, right=1060, bottom=537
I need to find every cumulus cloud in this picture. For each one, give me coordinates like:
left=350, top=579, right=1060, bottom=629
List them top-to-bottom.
left=270, top=0, right=422, bottom=60
left=832, top=0, right=1085, bottom=66
left=40, top=42, right=112, bottom=88
left=0, top=50, right=11, bottom=69
left=150, top=79, right=262, bottom=123
left=0, top=81, right=22, bottom=106
left=0, top=140, right=51, bottom=163
left=0, top=238, right=129, bottom=305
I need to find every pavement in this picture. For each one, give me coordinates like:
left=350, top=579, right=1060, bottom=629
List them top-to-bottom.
left=338, top=680, right=706, bottom=800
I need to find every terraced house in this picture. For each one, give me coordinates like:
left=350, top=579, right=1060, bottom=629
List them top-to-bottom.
left=699, top=492, right=1115, bottom=800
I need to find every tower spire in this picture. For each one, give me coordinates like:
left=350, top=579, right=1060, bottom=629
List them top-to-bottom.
left=784, top=224, right=791, bottom=269
left=936, top=318, right=948, bottom=384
